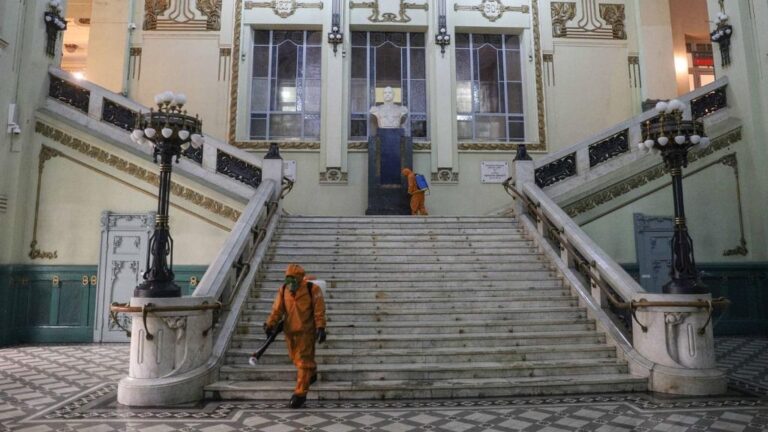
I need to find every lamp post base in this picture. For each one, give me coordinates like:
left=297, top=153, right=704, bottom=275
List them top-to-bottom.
left=663, top=277, right=708, bottom=295
left=134, top=279, right=182, bottom=298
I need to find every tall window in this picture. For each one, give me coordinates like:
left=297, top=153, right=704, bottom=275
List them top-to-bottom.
left=250, top=30, right=321, bottom=140
left=350, top=32, right=428, bottom=139
left=455, top=34, right=524, bottom=142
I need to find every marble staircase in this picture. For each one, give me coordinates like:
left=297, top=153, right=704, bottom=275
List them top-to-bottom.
left=205, top=216, right=647, bottom=400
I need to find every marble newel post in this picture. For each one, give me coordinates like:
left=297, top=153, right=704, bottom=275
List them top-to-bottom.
left=366, top=86, right=413, bottom=215
left=631, top=293, right=727, bottom=395
left=117, top=296, right=215, bottom=406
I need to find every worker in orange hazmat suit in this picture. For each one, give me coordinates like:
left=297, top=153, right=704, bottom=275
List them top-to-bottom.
left=401, top=168, right=428, bottom=215
left=264, top=264, right=327, bottom=408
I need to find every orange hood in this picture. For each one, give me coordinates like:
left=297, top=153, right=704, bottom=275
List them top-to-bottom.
left=401, top=168, right=413, bottom=176
left=285, top=264, right=306, bottom=280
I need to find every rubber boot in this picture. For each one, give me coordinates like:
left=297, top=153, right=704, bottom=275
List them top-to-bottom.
left=289, top=393, right=306, bottom=409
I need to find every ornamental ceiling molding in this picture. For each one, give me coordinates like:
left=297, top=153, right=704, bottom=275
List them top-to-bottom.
left=143, top=0, right=222, bottom=31
left=244, top=0, right=323, bottom=19
left=453, top=0, right=529, bottom=22
left=551, top=0, right=626, bottom=40
left=350, top=1, right=428, bottom=23
left=35, top=122, right=241, bottom=226
left=563, top=127, right=742, bottom=218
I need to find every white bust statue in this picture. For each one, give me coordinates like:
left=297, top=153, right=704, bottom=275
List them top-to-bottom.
left=370, top=86, right=408, bottom=129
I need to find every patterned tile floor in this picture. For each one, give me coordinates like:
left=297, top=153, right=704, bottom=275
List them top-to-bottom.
left=1, top=337, right=766, bottom=432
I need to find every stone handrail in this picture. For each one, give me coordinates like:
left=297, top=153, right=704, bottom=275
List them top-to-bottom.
left=45, top=67, right=263, bottom=197
left=533, top=77, right=729, bottom=196
left=507, top=169, right=727, bottom=394
left=117, top=178, right=284, bottom=406
left=519, top=181, right=644, bottom=303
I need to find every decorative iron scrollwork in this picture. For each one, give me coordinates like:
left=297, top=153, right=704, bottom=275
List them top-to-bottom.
left=49, top=76, right=90, bottom=113
left=691, top=87, right=727, bottom=119
left=102, top=99, right=138, bottom=132
left=588, top=129, right=629, bottom=168
left=183, top=143, right=204, bottom=164
left=216, top=151, right=262, bottom=188
left=535, top=153, right=576, bottom=188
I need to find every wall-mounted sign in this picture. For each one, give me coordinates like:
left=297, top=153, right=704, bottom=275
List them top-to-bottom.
left=284, top=160, right=297, bottom=181
left=481, top=160, right=509, bottom=183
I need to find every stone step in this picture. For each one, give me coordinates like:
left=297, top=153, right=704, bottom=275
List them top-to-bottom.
left=280, top=217, right=516, bottom=225
left=279, top=223, right=519, bottom=230
left=276, top=228, right=524, bottom=235
left=273, top=234, right=527, bottom=242
left=271, top=240, right=532, bottom=249
left=267, top=247, right=540, bottom=256
left=265, top=254, right=544, bottom=264
left=260, top=262, right=548, bottom=272
left=258, top=271, right=557, bottom=282
left=253, top=279, right=564, bottom=290
left=252, top=286, right=570, bottom=300
left=245, top=296, right=579, bottom=311
left=241, top=306, right=586, bottom=324
left=235, top=318, right=596, bottom=336
left=229, top=331, right=604, bottom=350
left=225, top=343, right=616, bottom=365
left=218, top=359, right=628, bottom=382
left=205, top=374, right=648, bottom=400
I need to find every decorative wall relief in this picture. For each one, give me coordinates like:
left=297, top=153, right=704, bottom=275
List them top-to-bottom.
left=143, top=0, right=222, bottom=31
left=244, top=0, right=324, bottom=19
left=453, top=0, right=529, bottom=22
left=550, top=0, right=626, bottom=40
left=350, top=1, right=428, bottom=23
left=128, top=48, right=142, bottom=81
left=219, top=48, right=231, bottom=81
left=543, top=53, right=555, bottom=87
left=628, top=56, right=641, bottom=88
left=30, top=146, right=61, bottom=260
left=319, top=167, right=348, bottom=184
left=431, top=168, right=459, bottom=184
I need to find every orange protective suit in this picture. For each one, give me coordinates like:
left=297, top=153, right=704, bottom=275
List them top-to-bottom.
left=401, top=168, right=428, bottom=215
left=266, top=264, right=327, bottom=397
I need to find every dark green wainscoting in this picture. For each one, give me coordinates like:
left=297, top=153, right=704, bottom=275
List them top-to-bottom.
left=623, top=263, right=768, bottom=336
left=0, top=265, right=207, bottom=347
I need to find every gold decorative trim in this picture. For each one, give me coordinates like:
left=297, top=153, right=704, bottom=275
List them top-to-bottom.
left=143, top=0, right=171, bottom=31
left=197, top=0, right=223, bottom=30
left=228, top=0, right=243, bottom=144
left=244, top=0, right=323, bottom=18
left=454, top=0, right=529, bottom=22
left=530, top=0, right=547, bottom=152
left=350, top=1, right=428, bottom=23
left=219, top=47, right=232, bottom=81
left=543, top=53, right=555, bottom=87
left=628, top=55, right=641, bottom=88
left=35, top=122, right=241, bottom=224
left=563, top=127, right=743, bottom=218
left=234, top=141, right=321, bottom=150
left=348, top=141, right=368, bottom=150
left=413, top=142, right=431, bottom=151
left=458, top=142, right=524, bottom=151
left=30, top=146, right=61, bottom=260
left=720, top=154, right=748, bottom=256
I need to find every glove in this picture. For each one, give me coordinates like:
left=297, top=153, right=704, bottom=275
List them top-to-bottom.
left=263, top=322, right=273, bottom=338
left=316, top=328, right=326, bottom=344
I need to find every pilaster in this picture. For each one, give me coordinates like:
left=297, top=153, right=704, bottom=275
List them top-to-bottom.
left=426, top=1, right=457, bottom=174
left=320, top=3, right=348, bottom=175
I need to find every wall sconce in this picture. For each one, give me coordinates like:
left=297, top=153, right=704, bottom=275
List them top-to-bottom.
left=44, top=0, right=67, bottom=57
left=328, top=0, right=343, bottom=55
left=435, top=0, right=451, bottom=56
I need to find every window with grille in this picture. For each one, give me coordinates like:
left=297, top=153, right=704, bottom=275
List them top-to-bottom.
left=250, top=30, right=322, bottom=140
left=349, top=32, right=428, bottom=140
left=455, top=33, right=525, bottom=142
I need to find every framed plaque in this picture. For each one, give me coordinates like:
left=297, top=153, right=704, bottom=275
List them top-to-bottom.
left=481, top=160, right=509, bottom=184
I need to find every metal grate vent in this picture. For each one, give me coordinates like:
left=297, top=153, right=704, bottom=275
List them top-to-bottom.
left=0, top=194, right=7, bottom=214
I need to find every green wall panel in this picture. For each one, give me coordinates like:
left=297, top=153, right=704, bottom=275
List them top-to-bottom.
left=0, top=264, right=207, bottom=347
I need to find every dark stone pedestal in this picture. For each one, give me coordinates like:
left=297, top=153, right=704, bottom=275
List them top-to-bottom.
left=366, top=129, right=413, bottom=215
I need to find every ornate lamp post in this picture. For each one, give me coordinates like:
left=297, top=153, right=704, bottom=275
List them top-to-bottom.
left=129, top=91, right=205, bottom=298
left=636, top=100, right=712, bottom=295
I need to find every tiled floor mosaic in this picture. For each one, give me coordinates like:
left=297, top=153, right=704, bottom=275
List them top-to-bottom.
left=1, top=338, right=767, bottom=431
